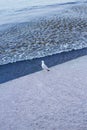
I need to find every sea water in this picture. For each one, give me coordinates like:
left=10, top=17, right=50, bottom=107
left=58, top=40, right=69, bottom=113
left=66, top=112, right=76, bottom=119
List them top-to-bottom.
left=0, top=0, right=87, bottom=65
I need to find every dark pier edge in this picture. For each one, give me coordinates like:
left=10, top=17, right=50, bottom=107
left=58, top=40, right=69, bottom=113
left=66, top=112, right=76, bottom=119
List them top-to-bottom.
left=0, top=47, right=87, bottom=84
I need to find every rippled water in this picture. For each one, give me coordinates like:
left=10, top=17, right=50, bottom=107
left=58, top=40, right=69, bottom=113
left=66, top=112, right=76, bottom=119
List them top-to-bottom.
left=0, top=0, right=87, bottom=65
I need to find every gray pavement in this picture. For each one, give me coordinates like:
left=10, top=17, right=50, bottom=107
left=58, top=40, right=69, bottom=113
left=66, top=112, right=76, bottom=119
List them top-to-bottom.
left=0, top=56, right=87, bottom=130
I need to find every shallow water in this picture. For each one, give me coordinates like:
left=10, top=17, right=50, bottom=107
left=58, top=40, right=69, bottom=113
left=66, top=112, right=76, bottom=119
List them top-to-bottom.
left=0, top=0, right=87, bottom=65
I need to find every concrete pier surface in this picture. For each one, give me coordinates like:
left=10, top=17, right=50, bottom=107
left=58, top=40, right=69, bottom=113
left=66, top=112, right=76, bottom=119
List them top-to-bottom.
left=0, top=55, right=87, bottom=130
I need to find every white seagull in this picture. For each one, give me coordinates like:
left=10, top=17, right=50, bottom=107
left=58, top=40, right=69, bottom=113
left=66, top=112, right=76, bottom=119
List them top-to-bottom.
left=41, top=60, right=50, bottom=71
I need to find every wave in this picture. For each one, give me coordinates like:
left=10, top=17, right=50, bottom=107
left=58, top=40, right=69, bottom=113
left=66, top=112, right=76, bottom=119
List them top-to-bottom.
left=0, top=0, right=86, bottom=25
left=4, top=0, right=85, bottom=15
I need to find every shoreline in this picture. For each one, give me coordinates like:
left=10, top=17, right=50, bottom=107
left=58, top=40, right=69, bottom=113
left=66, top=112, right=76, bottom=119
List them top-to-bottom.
left=0, top=47, right=87, bottom=84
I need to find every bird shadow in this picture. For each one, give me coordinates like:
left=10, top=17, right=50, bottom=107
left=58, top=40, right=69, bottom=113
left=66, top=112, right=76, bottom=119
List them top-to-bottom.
left=0, top=47, right=87, bottom=84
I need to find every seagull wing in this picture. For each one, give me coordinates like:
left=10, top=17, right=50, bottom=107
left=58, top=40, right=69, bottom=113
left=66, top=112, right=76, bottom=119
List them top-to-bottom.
left=43, top=64, right=49, bottom=70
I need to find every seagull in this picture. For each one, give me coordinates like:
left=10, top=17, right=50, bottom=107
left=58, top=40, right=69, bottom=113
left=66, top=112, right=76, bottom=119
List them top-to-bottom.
left=41, top=60, right=50, bottom=71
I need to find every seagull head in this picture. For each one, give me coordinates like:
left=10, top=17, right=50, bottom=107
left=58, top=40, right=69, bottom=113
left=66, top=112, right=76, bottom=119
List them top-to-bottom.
left=41, top=60, right=44, bottom=64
